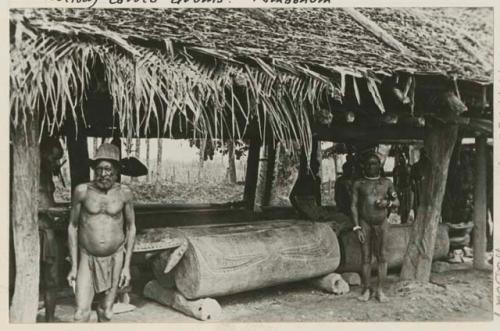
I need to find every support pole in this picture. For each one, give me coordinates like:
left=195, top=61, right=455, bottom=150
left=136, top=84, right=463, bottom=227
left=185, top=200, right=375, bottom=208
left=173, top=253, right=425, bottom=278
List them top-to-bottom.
left=10, top=117, right=40, bottom=322
left=400, top=125, right=458, bottom=281
left=66, top=126, right=90, bottom=193
left=473, top=135, right=488, bottom=269
left=243, top=138, right=261, bottom=210
left=262, top=142, right=277, bottom=206
left=254, top=144, right=269, bottom=212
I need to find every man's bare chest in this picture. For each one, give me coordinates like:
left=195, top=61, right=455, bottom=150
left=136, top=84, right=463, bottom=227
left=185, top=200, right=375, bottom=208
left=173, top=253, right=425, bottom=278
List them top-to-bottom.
left=359, top=180, right=389, bottom=197
left=83, top=192, right=124, bottom=216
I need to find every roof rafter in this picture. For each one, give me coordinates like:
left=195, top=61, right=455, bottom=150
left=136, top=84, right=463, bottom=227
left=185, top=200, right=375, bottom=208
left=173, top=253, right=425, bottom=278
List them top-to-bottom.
left=342, top=8, right=415, bottom=57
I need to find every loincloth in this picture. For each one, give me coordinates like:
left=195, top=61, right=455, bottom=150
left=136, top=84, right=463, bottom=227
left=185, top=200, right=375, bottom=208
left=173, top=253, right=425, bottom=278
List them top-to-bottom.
left=81, top=244, right=125, bottom=294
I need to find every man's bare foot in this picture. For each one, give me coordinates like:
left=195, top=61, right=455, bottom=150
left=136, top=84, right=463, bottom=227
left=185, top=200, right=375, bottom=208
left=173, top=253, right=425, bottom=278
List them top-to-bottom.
left=357, top=289, right=371, bottom=302
left=376, top=289, right=388, bottom=303
left=96, top=307, right=111, bottom=323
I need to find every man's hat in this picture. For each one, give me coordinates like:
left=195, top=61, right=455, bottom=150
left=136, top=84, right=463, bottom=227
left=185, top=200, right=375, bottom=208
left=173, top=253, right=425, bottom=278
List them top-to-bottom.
left=90, top=143, right=120, bottom=168
left=90, top=143, right=148, bottom=177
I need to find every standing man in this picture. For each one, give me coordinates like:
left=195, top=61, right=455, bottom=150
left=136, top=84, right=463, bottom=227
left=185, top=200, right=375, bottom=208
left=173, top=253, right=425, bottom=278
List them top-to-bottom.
left=38, top=137, right=64, bottom=322
left=67, top=143, right=136, bottom=322
left=410, top=148, right=428, bottom=217
left=351, top=152, right=399, bottom=303
left=393, top=152, right=413, bottom=223
left=334, top=161, right=355, bottom=216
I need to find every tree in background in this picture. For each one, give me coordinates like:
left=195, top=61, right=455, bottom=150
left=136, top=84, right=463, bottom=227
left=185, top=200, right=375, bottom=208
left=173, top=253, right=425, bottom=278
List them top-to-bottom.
left=189, top=139, right=248, bottom=184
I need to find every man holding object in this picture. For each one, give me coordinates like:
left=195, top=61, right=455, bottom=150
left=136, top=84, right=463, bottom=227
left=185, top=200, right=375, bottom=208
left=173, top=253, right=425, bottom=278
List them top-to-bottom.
left=67, top=143, right=136, bottom=322
left=351, top=152, right=399, bottom=303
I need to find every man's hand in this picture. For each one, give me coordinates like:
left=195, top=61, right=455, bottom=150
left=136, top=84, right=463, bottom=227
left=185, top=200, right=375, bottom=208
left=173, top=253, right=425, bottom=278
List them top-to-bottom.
left=375, top=199, right=391, bottom=208
left=356, top=229, right=365, bottom=244
left=119, top=267, right=131, bottom=289
left=67, top=268, right=77, bottom=290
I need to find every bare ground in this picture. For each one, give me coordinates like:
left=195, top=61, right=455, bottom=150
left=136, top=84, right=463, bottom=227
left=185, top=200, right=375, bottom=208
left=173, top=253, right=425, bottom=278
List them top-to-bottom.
left=38, top=266, right=492, bottom=323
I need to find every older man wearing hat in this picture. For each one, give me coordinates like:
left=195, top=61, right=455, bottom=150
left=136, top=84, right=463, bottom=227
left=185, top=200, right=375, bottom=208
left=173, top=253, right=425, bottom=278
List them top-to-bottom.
left=67, top=143, right=136, bottom=322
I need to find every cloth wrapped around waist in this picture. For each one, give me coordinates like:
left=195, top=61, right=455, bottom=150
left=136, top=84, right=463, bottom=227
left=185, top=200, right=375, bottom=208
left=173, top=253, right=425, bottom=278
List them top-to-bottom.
left=81, top=244, right=125, bottom=294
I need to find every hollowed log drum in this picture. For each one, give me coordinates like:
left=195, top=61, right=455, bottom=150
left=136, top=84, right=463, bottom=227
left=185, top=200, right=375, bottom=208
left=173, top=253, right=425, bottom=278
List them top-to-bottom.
left=174, top=221, right=340, bottom=299
left=337, top=223, right=450, bottom=272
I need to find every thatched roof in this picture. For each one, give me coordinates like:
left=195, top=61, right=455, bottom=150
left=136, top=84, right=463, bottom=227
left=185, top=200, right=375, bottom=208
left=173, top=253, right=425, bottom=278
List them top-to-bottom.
left=10, top=7, right=493, bottom=153
left=12, top=8, right=493, bottom=79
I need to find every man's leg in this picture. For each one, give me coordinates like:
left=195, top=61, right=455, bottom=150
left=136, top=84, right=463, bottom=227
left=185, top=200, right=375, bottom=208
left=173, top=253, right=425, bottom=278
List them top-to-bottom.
left=358, top=221, right=372, bottom=301
left=374, top=221, right=388, bottom=303
left=43, top=244, right=63, bottom=322
left=97, top=251, right=124, bottom=322
left=74, top=252, right=95, bottom=322
left=40, top=259, right=57, bottom=322
left=43, top=287, right=57, bottom=322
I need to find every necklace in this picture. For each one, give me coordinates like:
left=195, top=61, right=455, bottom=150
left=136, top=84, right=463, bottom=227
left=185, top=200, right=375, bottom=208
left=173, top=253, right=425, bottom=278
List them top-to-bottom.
left=364, top=175, right=381, bottom=180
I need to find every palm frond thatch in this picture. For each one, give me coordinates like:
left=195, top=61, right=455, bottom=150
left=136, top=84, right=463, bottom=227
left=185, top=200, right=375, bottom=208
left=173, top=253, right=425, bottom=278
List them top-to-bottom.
left=9, top=7, right=493, bottom=157
left=11, top=18, right=340, bottom=156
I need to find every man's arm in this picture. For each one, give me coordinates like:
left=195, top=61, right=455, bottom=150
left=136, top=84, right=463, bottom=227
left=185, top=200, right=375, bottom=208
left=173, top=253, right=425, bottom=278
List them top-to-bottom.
left=350, top=180, right=365, bottom=243
left=387, top=180, right=400, bottom=209
left=350, top=181, right=360, bottom=228
left=67, top=184, right=86, bottom=285
left=120, top=185, right=136, bottom=288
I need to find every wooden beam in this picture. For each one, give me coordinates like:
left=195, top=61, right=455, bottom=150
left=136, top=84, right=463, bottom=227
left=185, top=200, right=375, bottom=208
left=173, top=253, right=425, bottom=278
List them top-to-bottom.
left=343, top=8, right=414, bottom=56
left=314, top=124, right=426, bottom=142
left=473, top=135, right=488, bottom=269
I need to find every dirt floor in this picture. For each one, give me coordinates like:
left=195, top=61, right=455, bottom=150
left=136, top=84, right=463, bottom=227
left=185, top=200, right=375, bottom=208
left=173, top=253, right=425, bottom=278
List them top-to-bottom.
left=38, top=263, right=493, bottom=323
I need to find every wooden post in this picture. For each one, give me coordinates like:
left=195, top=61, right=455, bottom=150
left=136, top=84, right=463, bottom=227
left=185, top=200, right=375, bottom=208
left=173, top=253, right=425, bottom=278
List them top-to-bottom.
left=10, top=117, right=40, bottom=322
left=66, top=124, right=90, bottom=193
left=400, top=125, right=458, bottom=281
left=473, top=135, right=488, bottom=269
left=111, top=136, right=122, bottom=183
left=93, top=137, right=98, bottom=156
left=132, top=137, right=141, bottom=183
left=310, top=137, right=322, bottom=205
left=155, top=138, right=163, bottom=192
left=198, top=138, right=206, bottom=181
left=243, top=138, right=261, bottom=210
left=146, top=139, right=150, bottom=182
left=226, top=140, right=237, bottom=184
left=262, top=142, right=277, bottom=206
left=268, top=143, right=282, bottom=205
left=254, top=144, right=269, bottom=212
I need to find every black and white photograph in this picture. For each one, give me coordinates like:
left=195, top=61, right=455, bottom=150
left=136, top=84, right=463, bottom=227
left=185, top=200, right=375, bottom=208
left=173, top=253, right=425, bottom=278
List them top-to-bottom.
left=7, top=2, right=496, bottom=324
